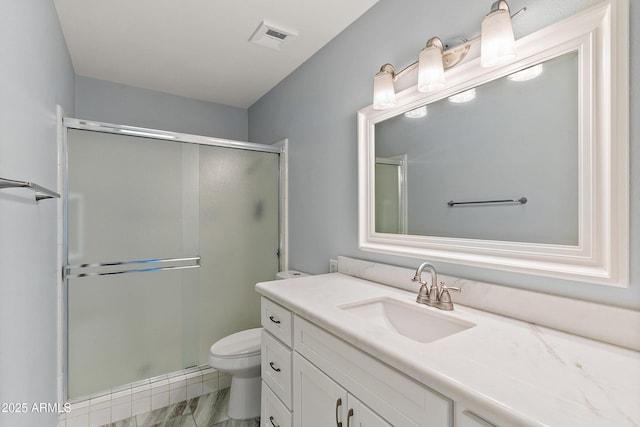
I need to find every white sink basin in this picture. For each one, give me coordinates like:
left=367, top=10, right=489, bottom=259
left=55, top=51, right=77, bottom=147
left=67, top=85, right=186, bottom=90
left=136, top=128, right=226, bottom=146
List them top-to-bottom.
left=340, top=297, right=475, bottom=343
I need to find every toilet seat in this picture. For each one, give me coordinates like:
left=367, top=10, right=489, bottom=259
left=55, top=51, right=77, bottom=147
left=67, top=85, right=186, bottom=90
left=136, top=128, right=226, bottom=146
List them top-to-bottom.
left=209, top=327, right=262, bottom=359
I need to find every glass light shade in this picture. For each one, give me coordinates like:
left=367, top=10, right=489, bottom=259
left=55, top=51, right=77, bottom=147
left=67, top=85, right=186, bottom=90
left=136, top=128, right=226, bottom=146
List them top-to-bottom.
left=480, top=8, right=516, bottom=68
left=418, top=45, right=445, bottom=92
left=373, top=70, right=396, bottom=110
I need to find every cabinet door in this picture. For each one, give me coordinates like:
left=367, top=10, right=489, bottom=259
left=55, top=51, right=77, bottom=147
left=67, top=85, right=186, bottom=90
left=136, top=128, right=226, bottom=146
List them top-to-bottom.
left=293, top=353, right=348, bottom=427
left=348, top=397, right=392, bottom=427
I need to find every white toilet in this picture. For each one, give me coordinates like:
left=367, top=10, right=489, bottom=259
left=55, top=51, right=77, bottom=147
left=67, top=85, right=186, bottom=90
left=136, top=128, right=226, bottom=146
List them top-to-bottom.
left=208, top=270, right=309, bottom=420
left=208, top=327, right=262, bottom=419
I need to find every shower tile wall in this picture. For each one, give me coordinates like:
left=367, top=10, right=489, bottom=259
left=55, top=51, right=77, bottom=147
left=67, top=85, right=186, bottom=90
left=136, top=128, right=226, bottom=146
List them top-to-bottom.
left=59, top=367, right=230, bottom=427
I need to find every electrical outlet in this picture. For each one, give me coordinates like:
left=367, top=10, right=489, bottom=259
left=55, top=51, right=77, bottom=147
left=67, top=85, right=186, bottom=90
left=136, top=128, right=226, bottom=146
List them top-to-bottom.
left=329, top=259, right=338, bottom=273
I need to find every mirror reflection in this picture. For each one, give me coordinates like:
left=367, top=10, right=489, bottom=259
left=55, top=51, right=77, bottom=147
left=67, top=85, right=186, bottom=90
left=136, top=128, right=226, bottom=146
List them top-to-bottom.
left=374, top=51, right=579, bottom=245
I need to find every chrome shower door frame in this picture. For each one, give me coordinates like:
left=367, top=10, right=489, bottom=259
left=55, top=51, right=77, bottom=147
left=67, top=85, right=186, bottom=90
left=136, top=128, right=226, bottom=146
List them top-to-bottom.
left=58, top=117, right=287, bottom=401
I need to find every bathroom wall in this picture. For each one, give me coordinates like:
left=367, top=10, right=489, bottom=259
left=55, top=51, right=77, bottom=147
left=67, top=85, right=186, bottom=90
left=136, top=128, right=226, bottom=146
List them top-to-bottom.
left=248, top=0, right=640, bottom=310
left=0, top=1, right=75, bottom=426
left=76, top=76, right=248, bottom=141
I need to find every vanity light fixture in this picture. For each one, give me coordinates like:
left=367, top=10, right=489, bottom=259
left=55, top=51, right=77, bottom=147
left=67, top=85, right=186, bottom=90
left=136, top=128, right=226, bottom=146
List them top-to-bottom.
left=372, top=0, right=523, bottom=110
left=480, top=1, right=517, bottom=67
left=418, top=38, right=446, bottom=93
left=508, top=63, right=544, bottom=81
left=373, top=64, right=397, bottom=110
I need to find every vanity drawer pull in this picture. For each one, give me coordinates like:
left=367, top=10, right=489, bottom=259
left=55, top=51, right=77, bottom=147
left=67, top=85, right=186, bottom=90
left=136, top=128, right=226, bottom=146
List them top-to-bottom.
left=269, top=315, right=281, bottom=324
left=269, top=361, right=281, bottom=372
left=336, top=398, right=343, bottom=427
left=346, top=408, right=354, bottom=427
left=269, top=416, right=280, bottom=427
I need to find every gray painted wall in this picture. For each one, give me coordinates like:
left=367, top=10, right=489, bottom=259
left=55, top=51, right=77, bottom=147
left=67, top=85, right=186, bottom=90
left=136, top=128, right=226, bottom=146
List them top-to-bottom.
left=248, top=0, right=640, bottom=310
left=0, top=1, right=75, bottom=426
left=76, top=76, right=249, bottom=141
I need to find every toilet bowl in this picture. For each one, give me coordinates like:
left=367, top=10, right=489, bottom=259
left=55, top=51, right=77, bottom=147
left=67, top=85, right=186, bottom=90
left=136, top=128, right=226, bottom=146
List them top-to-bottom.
left=208, top=271, right=309, bottom=420
left=208, top=327, right=262, bottom=420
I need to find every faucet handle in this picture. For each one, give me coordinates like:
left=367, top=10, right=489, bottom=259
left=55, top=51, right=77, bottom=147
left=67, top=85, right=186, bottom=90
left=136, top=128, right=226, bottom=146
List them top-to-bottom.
left=439, top=282, right=460, bottom=296
left=440, top=282, right=460, bottom=293
left=416, top=283, right=429, bottom=304
left=438, top=283, right=460, bottom=311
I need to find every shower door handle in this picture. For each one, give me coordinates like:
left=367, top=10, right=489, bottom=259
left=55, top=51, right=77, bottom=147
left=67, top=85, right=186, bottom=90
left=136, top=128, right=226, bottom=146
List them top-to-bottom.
left=65, top=256, right=200, bottom=279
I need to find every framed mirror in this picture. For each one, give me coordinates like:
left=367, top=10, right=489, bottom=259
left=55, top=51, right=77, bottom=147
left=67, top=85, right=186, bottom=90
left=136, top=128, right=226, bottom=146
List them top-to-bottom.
left=358, top=0, right=629, bottom=286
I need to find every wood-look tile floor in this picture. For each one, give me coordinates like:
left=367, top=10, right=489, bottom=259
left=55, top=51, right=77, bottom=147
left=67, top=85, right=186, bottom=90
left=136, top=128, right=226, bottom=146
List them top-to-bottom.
left=102, top=388, right=260, bottom=427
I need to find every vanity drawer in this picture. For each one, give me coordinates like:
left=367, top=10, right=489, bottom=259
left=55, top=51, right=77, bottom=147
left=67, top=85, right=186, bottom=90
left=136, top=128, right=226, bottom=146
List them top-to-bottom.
left=261, top=297, right=293, bottom=347
left=294, top=315, right=452, bottom=427
left=262, top=330, right=293, bottom=409
left=261, top=381, right=292, bottom=427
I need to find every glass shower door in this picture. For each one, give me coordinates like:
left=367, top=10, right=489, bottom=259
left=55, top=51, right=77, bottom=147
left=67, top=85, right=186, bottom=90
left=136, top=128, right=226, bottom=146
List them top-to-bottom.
left=65, top=127, right=280, bottom=399
left=66, top=129, right=200, bottom=397
left=197, top=145, right=280, bottom=363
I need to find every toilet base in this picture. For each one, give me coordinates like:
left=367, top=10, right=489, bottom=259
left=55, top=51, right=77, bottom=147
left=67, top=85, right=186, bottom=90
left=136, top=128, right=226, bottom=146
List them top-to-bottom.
left=227, top=375, right=261, bottom=420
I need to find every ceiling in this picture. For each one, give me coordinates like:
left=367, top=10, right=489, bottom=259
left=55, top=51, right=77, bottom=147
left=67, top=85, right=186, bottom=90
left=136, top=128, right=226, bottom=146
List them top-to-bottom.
left=53, top=0, right=379, bottom=109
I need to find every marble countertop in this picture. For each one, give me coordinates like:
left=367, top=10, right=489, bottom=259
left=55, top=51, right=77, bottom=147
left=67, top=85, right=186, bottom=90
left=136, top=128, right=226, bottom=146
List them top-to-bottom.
left=256, top=273, right=640, bottom=427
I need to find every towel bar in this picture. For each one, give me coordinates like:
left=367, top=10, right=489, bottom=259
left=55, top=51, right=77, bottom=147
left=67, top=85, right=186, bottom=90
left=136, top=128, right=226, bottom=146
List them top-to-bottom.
left=0, top=176, right=60, bottom=201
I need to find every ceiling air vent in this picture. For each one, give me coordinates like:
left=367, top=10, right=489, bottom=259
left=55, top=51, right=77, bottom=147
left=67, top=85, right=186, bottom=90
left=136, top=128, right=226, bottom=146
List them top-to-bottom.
left=250, top=21, right=298, bottom=51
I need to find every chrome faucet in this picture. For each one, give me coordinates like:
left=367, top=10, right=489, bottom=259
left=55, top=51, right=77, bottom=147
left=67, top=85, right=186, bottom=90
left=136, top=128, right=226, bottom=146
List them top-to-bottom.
left=411, top=261, right=460, bottom=311
left=412, top=262, right=437, bottom=305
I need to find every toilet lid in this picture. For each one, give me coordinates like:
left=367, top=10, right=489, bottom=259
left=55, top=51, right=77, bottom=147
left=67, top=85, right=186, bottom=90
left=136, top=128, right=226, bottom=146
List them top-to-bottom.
left=209, top=327, right=262, bottom=359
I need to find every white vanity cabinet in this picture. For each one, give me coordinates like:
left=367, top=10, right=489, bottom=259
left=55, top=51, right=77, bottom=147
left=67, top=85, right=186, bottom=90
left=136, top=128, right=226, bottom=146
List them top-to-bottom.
left=257, top=268, right=640, bottom=427
left=261, top=297, right=459, bottom=427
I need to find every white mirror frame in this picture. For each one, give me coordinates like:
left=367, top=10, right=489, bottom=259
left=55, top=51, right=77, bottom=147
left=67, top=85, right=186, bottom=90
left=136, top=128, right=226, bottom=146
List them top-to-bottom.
left=358, top=0, right=629, bottom=287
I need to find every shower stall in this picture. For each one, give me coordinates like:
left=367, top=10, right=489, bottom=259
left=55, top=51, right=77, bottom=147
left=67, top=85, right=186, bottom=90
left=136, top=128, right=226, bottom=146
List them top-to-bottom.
left=61, top=119, right=284, bottom=399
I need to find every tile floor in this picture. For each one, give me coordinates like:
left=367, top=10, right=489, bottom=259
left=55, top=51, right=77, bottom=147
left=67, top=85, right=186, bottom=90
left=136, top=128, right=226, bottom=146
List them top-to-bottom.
left=101, top=388, right=259, bottom=427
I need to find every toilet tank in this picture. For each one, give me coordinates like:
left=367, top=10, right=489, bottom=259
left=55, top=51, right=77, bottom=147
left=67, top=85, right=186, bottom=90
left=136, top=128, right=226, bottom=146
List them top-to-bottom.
left=275, top=270, right=309, bottom=280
